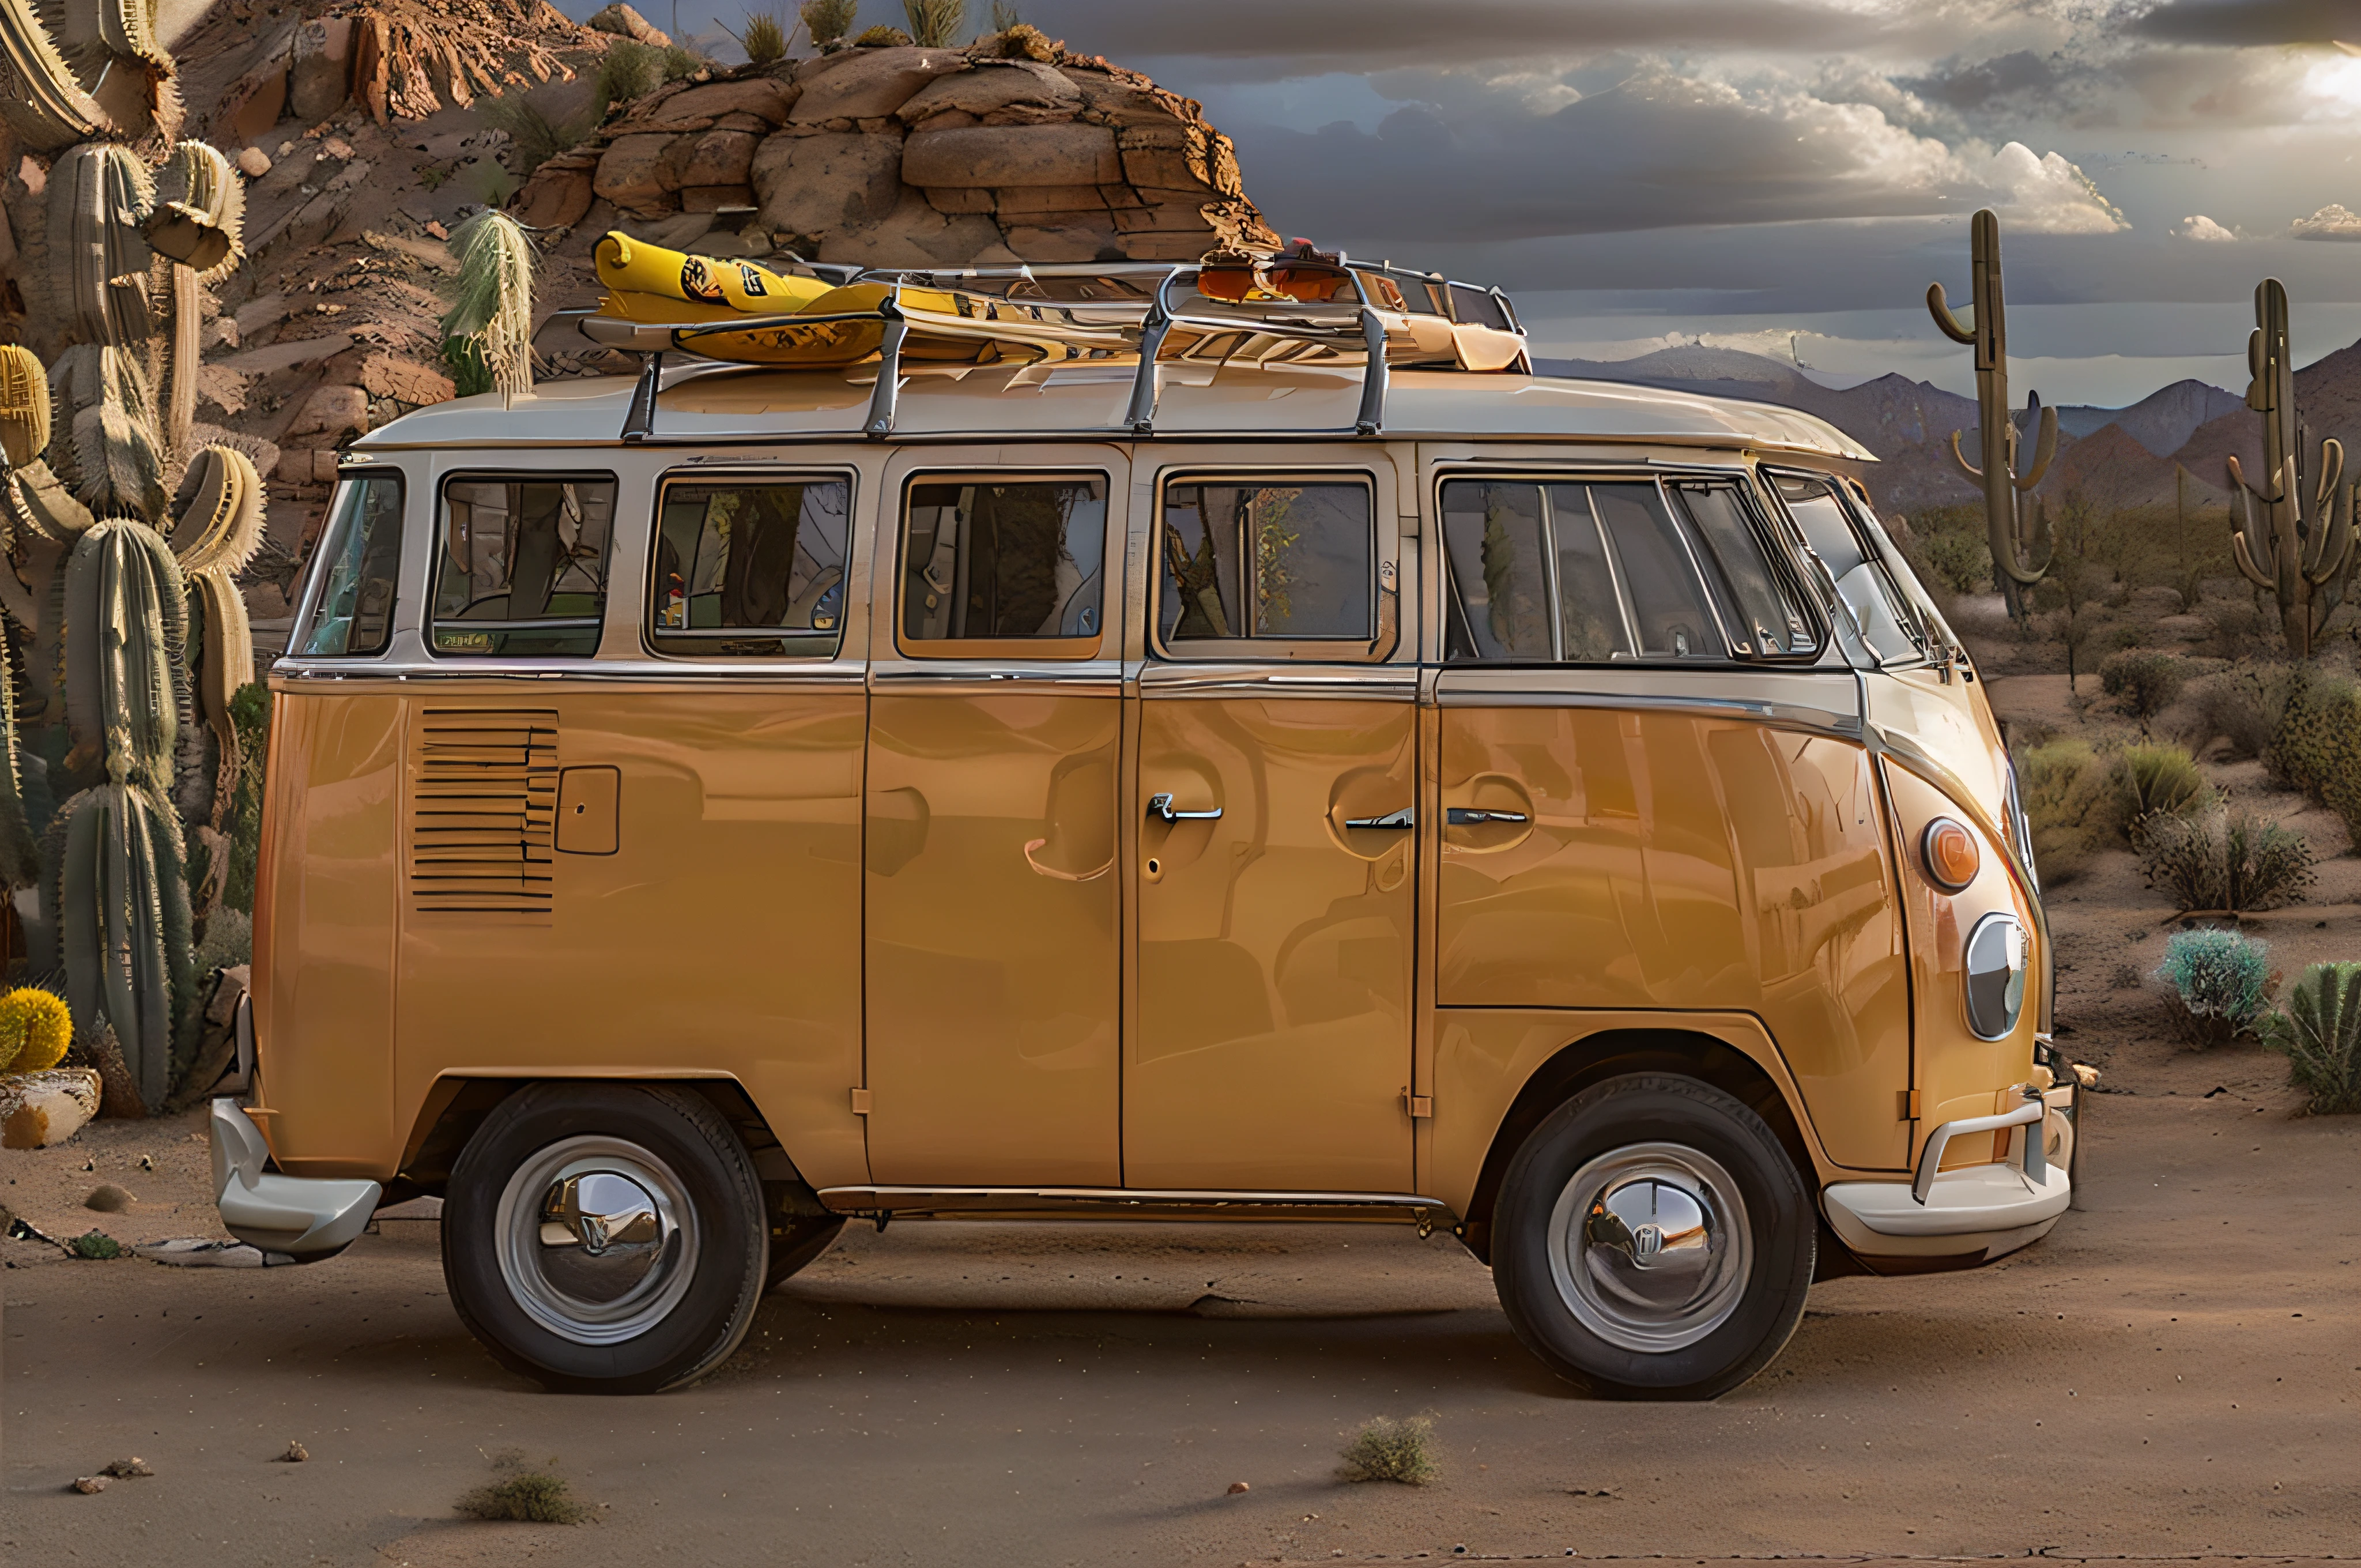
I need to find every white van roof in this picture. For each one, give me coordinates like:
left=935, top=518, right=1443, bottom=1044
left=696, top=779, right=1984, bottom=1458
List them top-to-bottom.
left=356, top=363, right=1875, bottom=461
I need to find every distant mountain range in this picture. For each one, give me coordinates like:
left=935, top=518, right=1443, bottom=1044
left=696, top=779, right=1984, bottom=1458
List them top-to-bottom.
left=1530, top=342, right=2361, bottom=521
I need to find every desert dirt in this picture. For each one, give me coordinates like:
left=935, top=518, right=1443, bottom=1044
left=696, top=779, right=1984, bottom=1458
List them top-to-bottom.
left=5, top=624, right=2359, bottom=1565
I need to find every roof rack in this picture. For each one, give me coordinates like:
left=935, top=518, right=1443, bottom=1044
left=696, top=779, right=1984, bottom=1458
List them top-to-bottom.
left=578, top=252, right=1531, bottom=444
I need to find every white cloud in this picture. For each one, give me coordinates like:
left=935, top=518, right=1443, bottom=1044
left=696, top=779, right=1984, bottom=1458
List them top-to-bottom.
left=1983, top=142, right=2129, bottom=233
left=2290, top=203, right=2361, bottom=240
left=2173, top=214, right=2238, bottom=241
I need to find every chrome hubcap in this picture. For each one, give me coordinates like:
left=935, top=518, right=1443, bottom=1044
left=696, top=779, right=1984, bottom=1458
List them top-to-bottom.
left=494, top=1136, right=699, bottom=1346
left=1545, top=1142, right=1751, bottom=1353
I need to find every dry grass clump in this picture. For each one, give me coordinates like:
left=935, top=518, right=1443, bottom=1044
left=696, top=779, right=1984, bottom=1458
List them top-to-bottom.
left=801, top=0, right=858, bottom=45
left=741, top=8, right=787, bottom=64
left=2178, top=662, right=2300, bottom=761
left=2015, top=738, right=2111, bottom=884
left=2107, top=744, right=2213, bottom=839
left=2134, top=807, right=2314, bottom=915
left=1338, top=1415, right=1437, bottom=1486
left=457, top=1450, right=587, bottom=1524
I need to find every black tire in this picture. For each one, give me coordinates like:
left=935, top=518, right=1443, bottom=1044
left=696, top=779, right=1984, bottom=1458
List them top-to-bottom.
left=1492, top=1073, right=1813, bottom=1400
left=443, top=1083, right=769, bottom=1394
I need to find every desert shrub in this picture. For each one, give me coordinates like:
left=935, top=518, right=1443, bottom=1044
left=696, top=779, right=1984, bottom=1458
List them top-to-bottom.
left=801, top=0, right=858, bottom=44
left=903, top=0, right=964, bottom=46
left=742, top=7, right=787, bottom=63
left=853, top=23, right=912, bottom=44
left=596, top=39, right=663, bottom=107
left=481, top=93, right=593, bottom=180
left=1899, top=503, right=1990, bottom=604
left=2205, top=600, right=2265, bottom=660
left=2106, top=623, right=2145, bottom=650
left=2099, top=649, right=2187, bottom=722
left=2179, top=662, right=2298, bottom=761
left=2266, top=672, right=2361, bottom=846
left=2014, top=739, right=2111, bottom=884
left=2104, top=743, right=2213, bottom=843
left=2134, top=808, right=2314, bottom=914
left=2153, top=927, right=2273, bottom=1047
left=2260, top=962, right=2361, bottom=1114
left=70, top=1231, right=121, bottom=1260
left=1338, top=1416, right=1436, bottom=1486
left=458, top=1452, right=586, bottom=1523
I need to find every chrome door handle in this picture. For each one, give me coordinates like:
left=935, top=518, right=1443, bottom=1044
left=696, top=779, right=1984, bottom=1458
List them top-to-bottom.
left=1147, top=792, right=1223, bottom=824
left=1342, top=807, right=1416, bottom=831
left=1446, top=807, right=1529, bottom=826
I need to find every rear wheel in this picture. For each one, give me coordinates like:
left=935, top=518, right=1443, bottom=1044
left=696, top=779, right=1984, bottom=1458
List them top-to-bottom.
left=1492, top=1074, right=1813, bottom=1400
left=443, top=1083, right=768, bottom=1394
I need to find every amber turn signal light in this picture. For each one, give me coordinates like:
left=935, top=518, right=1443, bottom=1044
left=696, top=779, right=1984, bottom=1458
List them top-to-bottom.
left=1920, top=817, right=1980, bottom=892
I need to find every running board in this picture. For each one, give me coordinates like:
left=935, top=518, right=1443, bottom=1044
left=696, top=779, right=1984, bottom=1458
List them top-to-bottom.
left=816, top=1186, right=1456, bottom=1224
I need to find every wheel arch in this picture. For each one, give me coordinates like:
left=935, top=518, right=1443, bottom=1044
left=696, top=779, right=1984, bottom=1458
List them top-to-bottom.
left=1454, top=1026, right=1826, bottom=1268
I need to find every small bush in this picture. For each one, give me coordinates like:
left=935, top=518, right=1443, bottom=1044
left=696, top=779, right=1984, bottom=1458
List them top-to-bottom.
left=801, top=0, right=858, bottom=44
left=743, top=9, right=787, bottom=65
left=853, top=23, right=912, bottom=45
left=596, top=39, right=663, bottom=107
left=480, top=94, right=593, bottom=180
left=2100, top=649, right=2187, bottom=722
left=2179, top=663, right=2298, bottom=761
left=2266, top=672, right=2361, bottom=847
left=2014, top=739, right=2111, bottom=884
left=2106, top=744, right=2213, bottom=842
left=2134, top=808, right=2314, bottom=914
left=2153, top=927, right=2273, bottom=1047
left=2260, top=962, right=2361, bottom=1114
left=70, top=1231, right=122, bottom=1260
left=1338, top=1416, right=1436, bottom=1486
left=458, top=1452, right=586, bottom=1524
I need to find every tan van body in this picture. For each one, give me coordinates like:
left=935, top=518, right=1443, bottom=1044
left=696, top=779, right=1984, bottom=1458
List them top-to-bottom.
left=225, top=341, right=2070, bottom=1398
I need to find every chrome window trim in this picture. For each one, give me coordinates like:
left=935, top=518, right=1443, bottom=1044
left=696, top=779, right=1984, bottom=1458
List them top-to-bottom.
left=641, top=463, right=861, bottom=663
left=891, top=465, right=1117, bottom=657
left=288, top=466, right=407, bottom=664
left=427, top=467, right=624, bottom=661
left=271, top=656, right=868, bottom=689
left=1431, top=666, right=1864, bottom=740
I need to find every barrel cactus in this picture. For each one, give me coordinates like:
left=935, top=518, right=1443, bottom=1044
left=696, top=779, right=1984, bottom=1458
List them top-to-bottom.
left=0, top=1, right=265, bottom=1112
left=0, top=986, right=73, bottom=1075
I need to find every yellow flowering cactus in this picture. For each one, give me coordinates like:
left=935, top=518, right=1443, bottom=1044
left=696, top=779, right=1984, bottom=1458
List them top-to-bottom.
left=0, top=987, right=73, bottom=1075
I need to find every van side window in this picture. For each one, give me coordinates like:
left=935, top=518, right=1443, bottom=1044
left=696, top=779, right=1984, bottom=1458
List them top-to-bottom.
left=295, top=471, right=402, bottom=657
left=1770, top=472, right=1924, bottom=663
left=432, top=477, right=616, bottom=657
left=651, top=477, right=850, bottom=657
left=900, top=477, right=1105, bottom=648
left=1159, top=480, right=1373, bottom=644
left=1441, top=480, right=1718, bottom=661
left=1669, top=481, right=1821, bottom=657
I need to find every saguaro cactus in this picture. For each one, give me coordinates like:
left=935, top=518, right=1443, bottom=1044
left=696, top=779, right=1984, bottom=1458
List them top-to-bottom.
left=0, top=1, right=263, bottom=1111
left=1928, top=208, right=2058, bottom=619
left=2227, top=278, right=2356, bottom=658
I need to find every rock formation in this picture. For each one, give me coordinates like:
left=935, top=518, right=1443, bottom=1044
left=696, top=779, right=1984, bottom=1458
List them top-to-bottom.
left=515, top=27, right=1277, bottom=267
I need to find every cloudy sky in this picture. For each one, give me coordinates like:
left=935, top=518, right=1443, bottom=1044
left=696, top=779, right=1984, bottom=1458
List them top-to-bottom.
left=609, top=0, right=2361, bottom=406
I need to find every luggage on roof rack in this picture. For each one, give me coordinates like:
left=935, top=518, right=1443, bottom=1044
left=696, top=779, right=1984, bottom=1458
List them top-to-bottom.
left=576, top=234, right=1530, bottom=443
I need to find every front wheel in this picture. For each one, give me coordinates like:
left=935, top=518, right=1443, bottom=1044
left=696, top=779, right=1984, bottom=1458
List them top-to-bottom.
left=1492, top=1074, right=1813, bottom=1400
left=443, top=1083, right=770, bottom=1394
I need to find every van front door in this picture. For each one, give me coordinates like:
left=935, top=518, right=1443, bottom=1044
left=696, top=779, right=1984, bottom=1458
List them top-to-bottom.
left=862, top=448, right=1127, bottom=1187
left=1125, top=465, right=1417, bottom=1193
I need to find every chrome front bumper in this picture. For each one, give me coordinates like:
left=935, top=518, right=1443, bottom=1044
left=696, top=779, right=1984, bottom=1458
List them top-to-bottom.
left=1820, top=1085, right=2076, bottom=1262
left=209, top=1099, right=382, bottom=1261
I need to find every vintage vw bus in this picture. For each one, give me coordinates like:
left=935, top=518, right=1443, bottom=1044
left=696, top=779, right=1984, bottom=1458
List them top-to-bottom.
left=212, top=244, right=2077, bottom=1399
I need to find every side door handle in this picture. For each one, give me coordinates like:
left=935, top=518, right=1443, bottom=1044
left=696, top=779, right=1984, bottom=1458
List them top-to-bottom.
left=1147, top=792, right=1223, bottom=824
left=1342, top=807, right=1416, bottom=830
left=1446, top=807, right=1529, bottom=826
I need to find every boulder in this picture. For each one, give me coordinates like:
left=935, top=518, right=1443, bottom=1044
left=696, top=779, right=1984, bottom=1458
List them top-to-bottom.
left=588, top=3, right=669, bottom=47
left=289, top=17, right=356, bottom=124
left=789, top=46, right=967, bottom=123
left=895, top=59, right=1081, bottom=126
left=1063, top=67, right=1190, bottom=129
left=640, top=78, right=799, bottom=129
left=904, top=123, right=1119, bottom=188
left=1117, top=123, right=1239, bottom=198
left=677, top=129, right=763, bottom=189
left=750, top=130, right=906, bottom=240
left=594, top=132, right=689, bottom=217
left=236, top=146, right=273, bottom=178
left=514, top=162, right=595, bottom=229
left=1000, top=222, right=1126, bottom=264
left=357, top=353, right=454, bottom=406
left=289, top=384, right=368, bottom=441
left=0, top=1069, right=100, bottom=1148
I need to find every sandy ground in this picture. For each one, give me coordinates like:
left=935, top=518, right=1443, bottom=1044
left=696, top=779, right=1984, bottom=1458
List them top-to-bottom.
left=2, top=1078, right=2354, bottom=1566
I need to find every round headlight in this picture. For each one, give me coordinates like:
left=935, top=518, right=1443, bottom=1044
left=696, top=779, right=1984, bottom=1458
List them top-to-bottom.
left=1920, top=817, right=1981, bottom=893
left=1963, top=912, right=2027, bottom=1040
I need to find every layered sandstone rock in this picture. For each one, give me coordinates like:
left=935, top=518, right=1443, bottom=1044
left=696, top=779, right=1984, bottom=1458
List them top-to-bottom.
left=522, top=27, right=1277, bottom=268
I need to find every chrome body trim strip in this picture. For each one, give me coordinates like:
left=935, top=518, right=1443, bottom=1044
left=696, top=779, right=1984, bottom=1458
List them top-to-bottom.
left=270, top=657, right=869, bottom=688
left=1911, top=1092, right=2046, bottom=1205
left=817, top=1185, right=1454, bottom=1216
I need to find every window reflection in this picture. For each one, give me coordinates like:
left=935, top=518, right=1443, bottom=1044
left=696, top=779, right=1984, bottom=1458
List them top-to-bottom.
left=297, top=473, right=402, bottom=657
left=652, top=478, right=849, bottom=656
left=901, top=478, right=1105, bottom=643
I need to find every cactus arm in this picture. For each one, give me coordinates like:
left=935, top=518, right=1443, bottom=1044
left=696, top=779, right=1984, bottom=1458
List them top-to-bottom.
left=0, top=0, right=107, bottom=149
left=167, top=262, right=199, bottom=469
left=1926, top=282, right=1977, bottom=345
left=0, top=344, right=51, bottom=468
left=2015, top=400, right=2058, bottom=492
left=1947, top=429, right=1984, bottom=483
left=2303, top=439, right=2351, bottom=585
left=168, top=446, right=264, bottom=573
left=1989, top=507, right=2049, bottom=586
left=2229, top=525, right=2278, bottom=592
left=0, top=625, right=42, bottom=887
left=58, top=786, right=103, bottom=1034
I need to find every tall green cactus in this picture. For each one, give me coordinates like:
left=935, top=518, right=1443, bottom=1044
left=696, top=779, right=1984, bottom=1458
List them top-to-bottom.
left=0, top=0, right=262, bottom=1114
left=1928, top=208, right=2058, bottom=619
left=2227, top=278, right=2356, bottom=657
